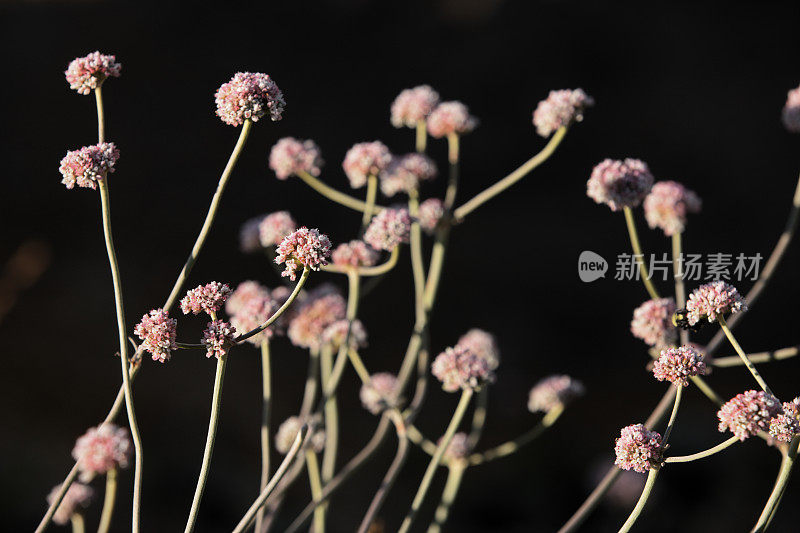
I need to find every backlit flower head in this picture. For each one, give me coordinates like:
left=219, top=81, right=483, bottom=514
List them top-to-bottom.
left=65, top=51, right=121, bottom=95
left=215, top=72, right=285, bottom=126
left=391, top=85, right=440, bottom=128
left=782, top=85, right=800, bottom=133
left=532, top=88, right=594, bottom=137
left=426, top=101, right=478, bottom=138
left=269, top=137, right=323, bottom=180
left=342, top=141, right=392, bottom=188
left=59, top=142, right=119, bottom=190
left=379, top=153, right=437, bottom=196
left=587, top=158, right=654, bottom=211
left=644, top=181, right=702, bottom=236
left=418, top=198, right=445, bottom=235
left=363, top=208, right=412, bottom=251
left=259, top=211, right=297, bottom=247
left=239, top=216, right=265, bottom=253
left=274, top=227, right=332, bottom=280
left=331, top=240, right=379, bottom=268
left=225, top=281, right=271, bottom=316
left=686, top=281, right=747, bottom=325
left=180, top=282, right=232, bottom=316
left=287, top=287, right=346, bottom=350
left=230, top=291, right=278, bottom=345
left=630, top=298, right=677, bottom=348
left=134, top=308, right=178, bottom=363
left=321, top=319, right=368, bottom=350
left=202, top=320, right=236, bottom=359
left=457, top=328, right=500, bottom=370
left=432, top=345, right=495, bottom=392
left=652, top=346, right=707, bottom=387
left=360, top=373, right=400, bottom=415
left=527, top=375, right=585, bottom=413
left=718, top=390, right=781, bottom=441
left=770, top=398, right=800, bottom=443
left=275, top=416, right=325, bottom=454
left=72, top=423, right=132, bottom=481
left=614, top=424, right=663, bottom=473
left=441, top=432, right=470, bottom=462
left=47, top=483, right=94, bottom=525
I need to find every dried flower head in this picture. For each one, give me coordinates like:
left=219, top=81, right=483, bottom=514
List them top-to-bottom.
left=65, top=51, right=121, bottom=95
left=215, top=72, right=285, bottom=126
left=391, top=85, right=440, bottom=128
left=782, top=85, right=800, bottom=133
left=532, top=89, right=594, bottom=137
left=426, top=101, right=478, bottom=138
left=269, top=137, right=323, bottom=180
left=59, top=142, right=119, bottom=190
left=342, top=142, right=392, bottom=188
left=379, top=154, right=438, bottom=196
left=587, top=158, right=654, bottom=211
left=644, top=181, right=702, bottom=236
left=418, top=198, right=445, bottom=235
left=363, top=208, right=412, bottom=251
left=259, top=211, right=297, bottom=247
left=239, top=216, right=265, bottom=253
left=274, top=227, right=332, bottom=280
left=331, top=240, right=380, bottom=268
left=225, top=281, right=271, bottom=316
left=686, top=281, right=747, bottom=325
left=180, top=282, right=232, bottom=316
left=287, top=288, right=346, bottom=350
left=230, top=291, right=278, bottom=345
left=630, top=298, right=677, bottom=348
left=134, top=308, right=178, bottom=363
left=321, top=319, right=368, bottom=350
left=202, top=320, right=236, bottom=359
left=457, top=328, right=500, bottom=370
left=432, top=345, right=495, bottom=392
left=652, top=346, right=707, bottom=387
left=360, top=373, right=400, bottom=415
left=527, top=375, right=585, bottom=413
left=718, top=390, right=781, bottom=441
left=770, top=398, right=800, bottom=443
left=275, top=416, right=325, bottom=454
left=72, top=423, right=132, bottom=481
left=614, top=424, right=663, bottom=473
left=441, top=432, right=471, bottom=462
left=47, top=483, right=94, bottom=525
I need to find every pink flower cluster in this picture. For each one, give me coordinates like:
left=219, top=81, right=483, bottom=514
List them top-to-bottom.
left=65, top=51, right=121, bottom=95
left=215, top=72, right=285, bottom=126
left=391, top=85, right=440, bottom=128
left=782, top=85, right=800, bottom=133
left=532, top=88, right=594, bottom=137
left=426, top=101, right=478, bottom=138
left=269, top=137, right=323, bottom=180
left=342, top=141, right=392, bottom=188
left=59, top=142, right=119, bottom=190
left=379, top=153, right=438, bottom=196
left=586, top=158, right=654, bottom=211
left=643, top=181, right=702, bottom=236
left=418, top=198, right=445, bottom=235
left=363, top=208, right=412, bottom=251
left=259, top=211, right=297, bottom=247
left=239, top=216, right=265, bottom=253
left=275, top=227, right=332, bottom=280
left=331, top=240, right=379, bottom=268
left=226, top=280, right=271, bottom=316
left=180, top=281, right=232, bottom=316
left=685, top=281, right=746, bottom=325
left=229, top=286, right=278, bottom=346
left=287, top=286, right=346, bottom=350
left=630, top=298, right=677, bottom=348
left=134, top=308, right=178, bottom=363
left=321, top=319, right=368, bottom=350
left=202, top=320, right=237, bottom=359
left=456, top=328, right=500, bottom=370
left=431, top=345, right=495, bottom=392
left=652, top=346, right=707, bottom=387
left=360, top=373, right=400, bottom=415
left=527, top=375, right=585, bottom=413
left=717, top=390, right=781, bottom=441
left=770, top=398, right=800, bottom=443
left=275, top=416, right=325, bottom=454
left=72, top=423, right=132, bottom=481
left=614, top=424, right=663, bottom=473
left=442, top=432, right=471, bottom=462
left=47, top=483, right=94, bottom=525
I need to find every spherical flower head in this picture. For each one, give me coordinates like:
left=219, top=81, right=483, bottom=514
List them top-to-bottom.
left=65, top=51, right=121, bottom=95
left=215, top=72, right=285, bottom=126
left=391, top=85, right=440, bottom=128
left=782, top=85, right=800, bottom=133
left=532, top=88, right=594, bottom=137
left=426, top=101, right=478, bottom=138
left=269, top=137, right=323, bottom=180
left=342, top=141, right=392, bottom=188
left=59, top=142, right=119, bottom=190
left=379, top=153, right=438, bottom=197
left=587, top=158, right=654, bottom=211
left=644, top=181, right=702, bottom=236
left=418, top=198, right=445, bottom=235
left=363, top=208, right=412, bottom=251
left=259, top=211, right=297, bottom=247
left=239, top=216, right=265, bottom=253
left=274, top=227, right=332, bottom=280
left=331, top=240, right=379, bottom=268
left=180, top=281, right=232, bottom=316
left=226, top=281, right=271, bottom=316
left=686, top=281, right=747, bottom=325
left=287, top=289, right=346, bottom=350
left=230, top=292, right=278, bottom=345
left=630, top=298, right=677, bottom=348
left=134, top=308, right=178, bottom=363
left=321, top=319, right=368, bottom=350
left=202, top=320, right=236, bottom=359
left=456, top=328, right=500, bottom=370
left=431, top=345, right=495, bottom=392
left=652, top=346, right=708, bottom=387
left=360, top=373, right=400, bottom=415
left=527, top=375, right=585, bottom=413
left=718, top=390, right=781, bottom=441
left=770, top=398, right=800, bottom=443
left=275, top=416, right=325, bottom=454
left=72, top=423, right=132, bottom=481
left=614, top=424, right=663, bottom=473
left=441, top=432, right=470, bottom=462
left=47, top=483, right=94, bottom=525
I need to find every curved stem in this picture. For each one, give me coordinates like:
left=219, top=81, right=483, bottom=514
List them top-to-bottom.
left=416, top=120, right=427, bottom=153
left=443, top=134, right=460, bottom=209
left=296, top=170, right=385, bottom=214
left=362, top=175, right=378, bottom=227
left=408, top=193, right=427, bottom=324
left=623, top=206, right=660, bottom=300
left=672, top=232, right=689, bottom=346
left=321, top=246, right=399, bottom=277
left=236, top=267, right=309, bottom=343
left=718, top=315, right=774, bottom=396
left=254, top=340, right=272, bottom=533
left=713, top=346, right=799, bottom=367
left=662, top=384, right=683, bottom=445
left=468, top=404, right=563, bottom=466
left=752, top=434, right=800, bottom=532
left=664, top=436, right=740, bottom=463
left=305, top=450, right=325, bottom=533
left=260, top=452, right=308, bottom=533
left=427, top=463, right=466, bottom=533
left=97, top=468, right=118, bottom=533
left=618, top=469, right=659, bottom=533
left=71, top=513, right=85, bottom=533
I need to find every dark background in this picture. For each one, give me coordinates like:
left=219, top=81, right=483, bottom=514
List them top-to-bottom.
left=3, top=0, right=800, bottom=531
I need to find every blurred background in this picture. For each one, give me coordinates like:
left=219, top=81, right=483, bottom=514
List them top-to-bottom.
left=3, top=0, right=800, bottom=531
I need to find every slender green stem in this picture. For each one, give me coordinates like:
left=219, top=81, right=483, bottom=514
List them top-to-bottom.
left=95, top=86, right=105, bottom=142
left=416, top=120, right=427, bottom=153
left=443, top=133, right=460, bottom=209
left=296, top=170, right=385, bottom=214
left=362, top=175, right=378, bottom=227
left=408, top=193, right=427, bottom=323
left=623, top=206, right=660, bottom=300
left=672, top=232, right=689, bottom=346
left=321, top=246, right=399, bottom=277
left=237, top=268, right=309, bottom=343
left=320, top=271, right=362, bottom=400
left=718, top=315, right=774, bottom=396
left=254, top=340, right=272, bottom=533
left=320, top=344, right=338, bottom=487
left=713, top=346, right=799, bottom=367
left=300, top=350, right=320, bottom=420
left=184, top=354, right=229, bottom=533
left=689, top=375, right=723, bottom=406
left=662, top=384, right=683, bottom=445
left=467, top=388, right=489, bottom=449
left=468, top=404, right=563, bottom=466
left=753, top=435, right=800, bottom=532
left=664, top=436, right=740, bottom=463
left=305, top=450, right=326, bottom=533
left=260, top=452, right=309, bottom=532
left=427, top=463, right=466, bottom=533
left=37, top=464, right=81, bottom=533
left=97, top=468, right=118, bottom=533
left=618, top=469, right=659, bottom=533
left=70, top=513, right=85, bottom=533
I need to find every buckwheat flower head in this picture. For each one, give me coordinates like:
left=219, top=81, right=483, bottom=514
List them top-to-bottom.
left=65, top=51, right=121, bottom=95
left=215, top=72, right=285, bottom=126
left=391, top=85, right=440, bottom=128
left=782, top=85, right=800, bottom=133
left=532, top=89, right=594, bottom=137
left=427, top=101, right=478, bottom=138
left=269, top=137, right=323, bottom=180
left=342, top=141, right=392, bottom=188
left=59, top=142, right=119, bottom=190
left=379, top=154, right=438, bottom=197
left=587, top=158, right=654, bottom=211
left=644, top=181, right=702, bottom=236
left=418, top=198, right=445, bottom=235
left=364, top=208, right=412, bottom=251
left=259, top=211, right=297, bottom=247
left=239, top=216, right=265, bottom=253
left=275, top=227, right=332, bottom=280
left=331, top=240, right=379, bottom=268
left=226, top=281, right=271, bottom=316
left=686, top=281, right=747, bottom=325
left=181, top=282, right=232, bottom=316
left=287, top=289, right=346, bottom=350
left=231, top=291, right=278, bottom=345
left=630, top=298, right=677, bottom=348
left=134, top=308, right=178, bottom=363
left=321, top=319, right=368, bottom=350
left=202, top=320, right=236, bottom=359
left=457, top=328, right=500, bottom=370
left=432, top=345, right=495, bottom=392
left=652, top=346, right=707, bottom=387
left=360, top=373, right=400, bottom=415
left=527, top=375, right=585, bottom=413
left=718, top=390, right=781, bottom=441
left=770, top=398, right=800, bottom=442
left=275, top=416, right=325, bottom=454
left=72, top=423, right=132, bottom=481
left=614, top=424, right=663, bottom=473
left=441, top=432, right=470, bottom=462
left=47, top=483, right=94, bottom=525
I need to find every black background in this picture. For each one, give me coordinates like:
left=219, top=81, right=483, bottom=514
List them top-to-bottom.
left=3, top=1, right=800, bottom=531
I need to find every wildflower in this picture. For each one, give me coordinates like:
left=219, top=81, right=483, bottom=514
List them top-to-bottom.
left=65, top=51, right=121, bottom=95
left=215, top=72, right=285, bottom=126
left=391, top=85, right=440, bottom=128
left=782, top=85, right=800, bottom=133
left=532, top=89, right=594, bottom=137
left=427, top=101, right=478, bottom=138
left=269, top=138, right=323, bottom=180
left=342, top=141, right=392, bottom=188
left=59, top=143, right=119, bottom=190
left=379, top=153, right=437, bottom=197
left=587, top=158, right=654, bottom=211
left=644, top=181, right=702, bottom=236
left=418, top=198, right=445, bottom=235
left=363, top=208, right=412, bottom=251
left=259, top=211, right=297, bottom=247
left=274, top=227, right=332, bottom=280
left=331, top=240, right=379, bottom=268
left=225, top=281, right=271, bottom=316
left=686, top=281, right=747, bottom=325
left=180, top=282, right=232, bottom=316
left=287, top=288, right=346, bottom=350
left=230, top=292, right=278, bottom=346
left=630, top=298, right=677, bottom=348
left=134, top=308, right=178, bottom=363
left=321, top=319, right=368, bottom=350
left=202, top=320, right=236, bottom=359
left=456, top=328, right=500, bottom=370
left=432, top=345, right=495, bottom=392
left=652, top=346, right=707, bottom=387
left=360, top=373, right=400, bottom=415
left=527, top=375, right=585, bottom=413
left=718, top=390, right=781, bottom=441
left=769, top=398, right=800, bottom=443
left=275, top=416, right=325, bottom=454
left=72, top=424, right=132, bottom=481
left=614, top=424, right=663, bottom=473
left=441, top=432, right=470, bottom=462
left=47, top=483, right=94, bottom=525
